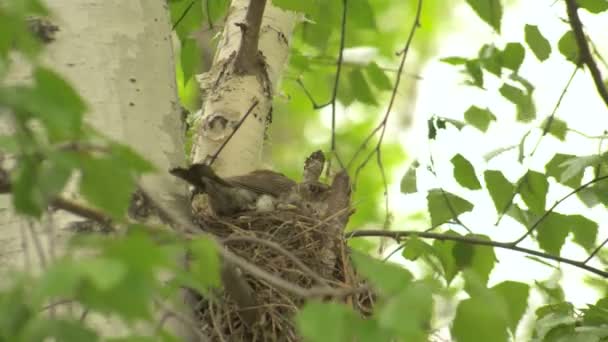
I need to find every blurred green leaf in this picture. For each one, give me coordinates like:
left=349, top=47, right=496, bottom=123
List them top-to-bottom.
left=169, top=0, right=203, bottom=41
left=272, top=0, right=318, bottom=14
left=465, top=0, right=502, bottom=33
left=578, top=0, right=608, bottom=13
left=525, top=24, right=551, bottom=61
left=558, top=31, right=579, bottom=64
left=180, top=38, right=201, bottom=84
left=502, top=42, right=525, bottom=71
left=479, top=44, right=502, bottom=76
left=440, top=56, right=468, bottom=65
left=465, top=60, right=484, bottom=88
left=365, top=62, right=392, bottom=90
left=349, top=69, right=377, bottom=105
left=499, top=83, right=535, bottom=122
left=464, top=105, right=496, bottom=132
left=542, top=117, right=567, bottom=141
left=451, top=154, right=482, bottom=190
left=545, top=154, right=584, bottom=188
left=559, top=154, right=603, bottom=184
left=400, top=161, right=419, bottom=194
left=485, top=170, right=515, bottom=214
left=519, top=170, right=548, bottom=214
left=427, top=189, right=474, bottom=227
left=536, top=212, right=571, bottom=255
left=432, top=230, right=461, bottom=284
left=402, top=235, right=434, bottom=261
left=189, top=237, right=221, bottom=293
left=351, top=251, right=413, bottom=294
left=80, top=258, right=127, bottom=291
left=491, top=281, right=530, bottom=333
left=378, top=282, right=433, bottom=341
left=452, top=293, right=509, bottom=342
left=583, top=298, right=608, bottom=326
left=297, top=301, right=360, bottom=342
left=21, top=318, right=98, bottom=342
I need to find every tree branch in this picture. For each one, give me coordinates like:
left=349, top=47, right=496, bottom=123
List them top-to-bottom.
left=234, top=0, right=267, bottom=74
left=564, top=0, right=608, bottom=108
left=346, top=229, right=608, bottom=278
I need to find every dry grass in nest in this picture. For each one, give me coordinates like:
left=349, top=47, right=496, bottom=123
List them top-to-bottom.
left=191, top=208, right=374, bottom=341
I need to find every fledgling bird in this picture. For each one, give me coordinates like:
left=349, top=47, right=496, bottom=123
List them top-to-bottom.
left=169, top=163, right=296, bottom=216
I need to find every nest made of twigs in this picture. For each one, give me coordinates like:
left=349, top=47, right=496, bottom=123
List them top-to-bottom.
left=190, top=207, right=374, bottom=342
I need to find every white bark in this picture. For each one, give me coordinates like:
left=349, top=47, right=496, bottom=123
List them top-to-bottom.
left=1, top=0, right=188, bottom=337
left=192, top=0, right=297, bottom=175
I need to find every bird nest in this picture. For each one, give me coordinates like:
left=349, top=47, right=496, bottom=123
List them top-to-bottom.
left=190, top=207, right=374, bottom=341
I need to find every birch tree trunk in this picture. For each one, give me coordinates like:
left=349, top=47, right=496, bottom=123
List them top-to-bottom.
left=1, top=0, right=188, bottom=337
left=191, top=0, right=296, bottom=173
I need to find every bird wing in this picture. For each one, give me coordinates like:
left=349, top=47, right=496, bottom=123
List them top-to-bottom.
left=227, top=170, right=296, bottom=197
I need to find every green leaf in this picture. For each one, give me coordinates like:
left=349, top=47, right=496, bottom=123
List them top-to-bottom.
left=169, top=0, right=204, bottom=41
left=272, top=0, right=318, bottom=14
left=465, top=0, right=503, bottom=33
left=578, top=0, right=608, bottom=13
left=525, top=24, right=551, bottom=61
left=558, top=31, right=579, bottom=64
left=180, top=38, right=201, bottom=84
left=502, top=42, right=525, bottom=71
left=478, top=44, right=502, bottom=76
left=441, top=56, right=468, bottom=65
left=465, top=60, right=484, bottom=88
left=365, top=62, right=392, bottom=90
left=27, top=68, right=86, bottom=142
left=349, top=69, right=377, bottom=105
left=499, top=83, right=535, bottom=122
left=464, top=105, right=496, bottom=132
left=542, top=117, right=567, bottom=141
left=451, top=154, right=482, bottom=190
left=545, top=154, right=584, bottom=188
left=559, top=154, right=602, bottom=184
left=80, top=155, right=135, bottom=218
left=12, top=156, right=44, bottom=216
left=400, top=161, right=419, bottom=194
left=484, top=170, right=515, bottom=214
left=519, top=170, right=548, bottom=214
left=427, top=189, right=474, bottom=227
left=536, top=212, right=571, bottom=255
left=567, top=215, right=598, bottom=252
left=432, top=230, right=461, bottom=284
left=402, top=235, right=433, bottom=261
left=467, top=235, right=497, bottom=285
left=189, top=237, right=221, bottom=292
left=351, top=251, right=413, bottom=294
left=79, top=258, right=127, bottom=291
left=33, top=259, right=83, bottom=303
left=491, top=281, right=530, bottom=333
left=378, top=283, right=433, bottom=341
left=452, top=294, right=509, bottom=342
left=583, top=298, right=608, bottom=326
left=297, top=301, right=359, bottom=342
left=536, top=302, right=574, bottom=320
left=21, top=318, right=99, bottom=342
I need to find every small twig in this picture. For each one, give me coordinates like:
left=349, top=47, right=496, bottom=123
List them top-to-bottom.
left=172, top=0, right=199, bottom=31
left=234, top=0, right=267, bottom=73
left=328, top=0, right=349, bottom=171
left=564, top=0, right=608, bottom=108
left=295, top=78, right=328, bottom=109
left=207, top=100, right=259, bottom=166
left=512, top=175, right=608, bottom=245
left=26, top=221, right=47, bottom=269
left=346, top=230, right=608, bottom=278
left=222, top=236, right=331, bottom=286
left=584, top=236, right=608, bottom=264
left=155, top=299, right=210, bottom=342
left=209, top=300, right=227, bottom=342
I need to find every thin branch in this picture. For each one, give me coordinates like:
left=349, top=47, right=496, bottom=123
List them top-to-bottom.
left=172, top=0, right=199, bottom=31
left=234, top=0, right=267, bottom=73
left=564, top=0, right=608, bottom=108
left=496, top=66, right=579, bottom=225
left=295, top=78, right=328, bottom=109
left=207, top=100, right=258, bottom=166
left=512, top=174, right=608, bottom=245
left=26, top=221, right=48, bottom=269
left=346, top=230, right=608, bottom=278
left=584, top=236, right=608, bottom=264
